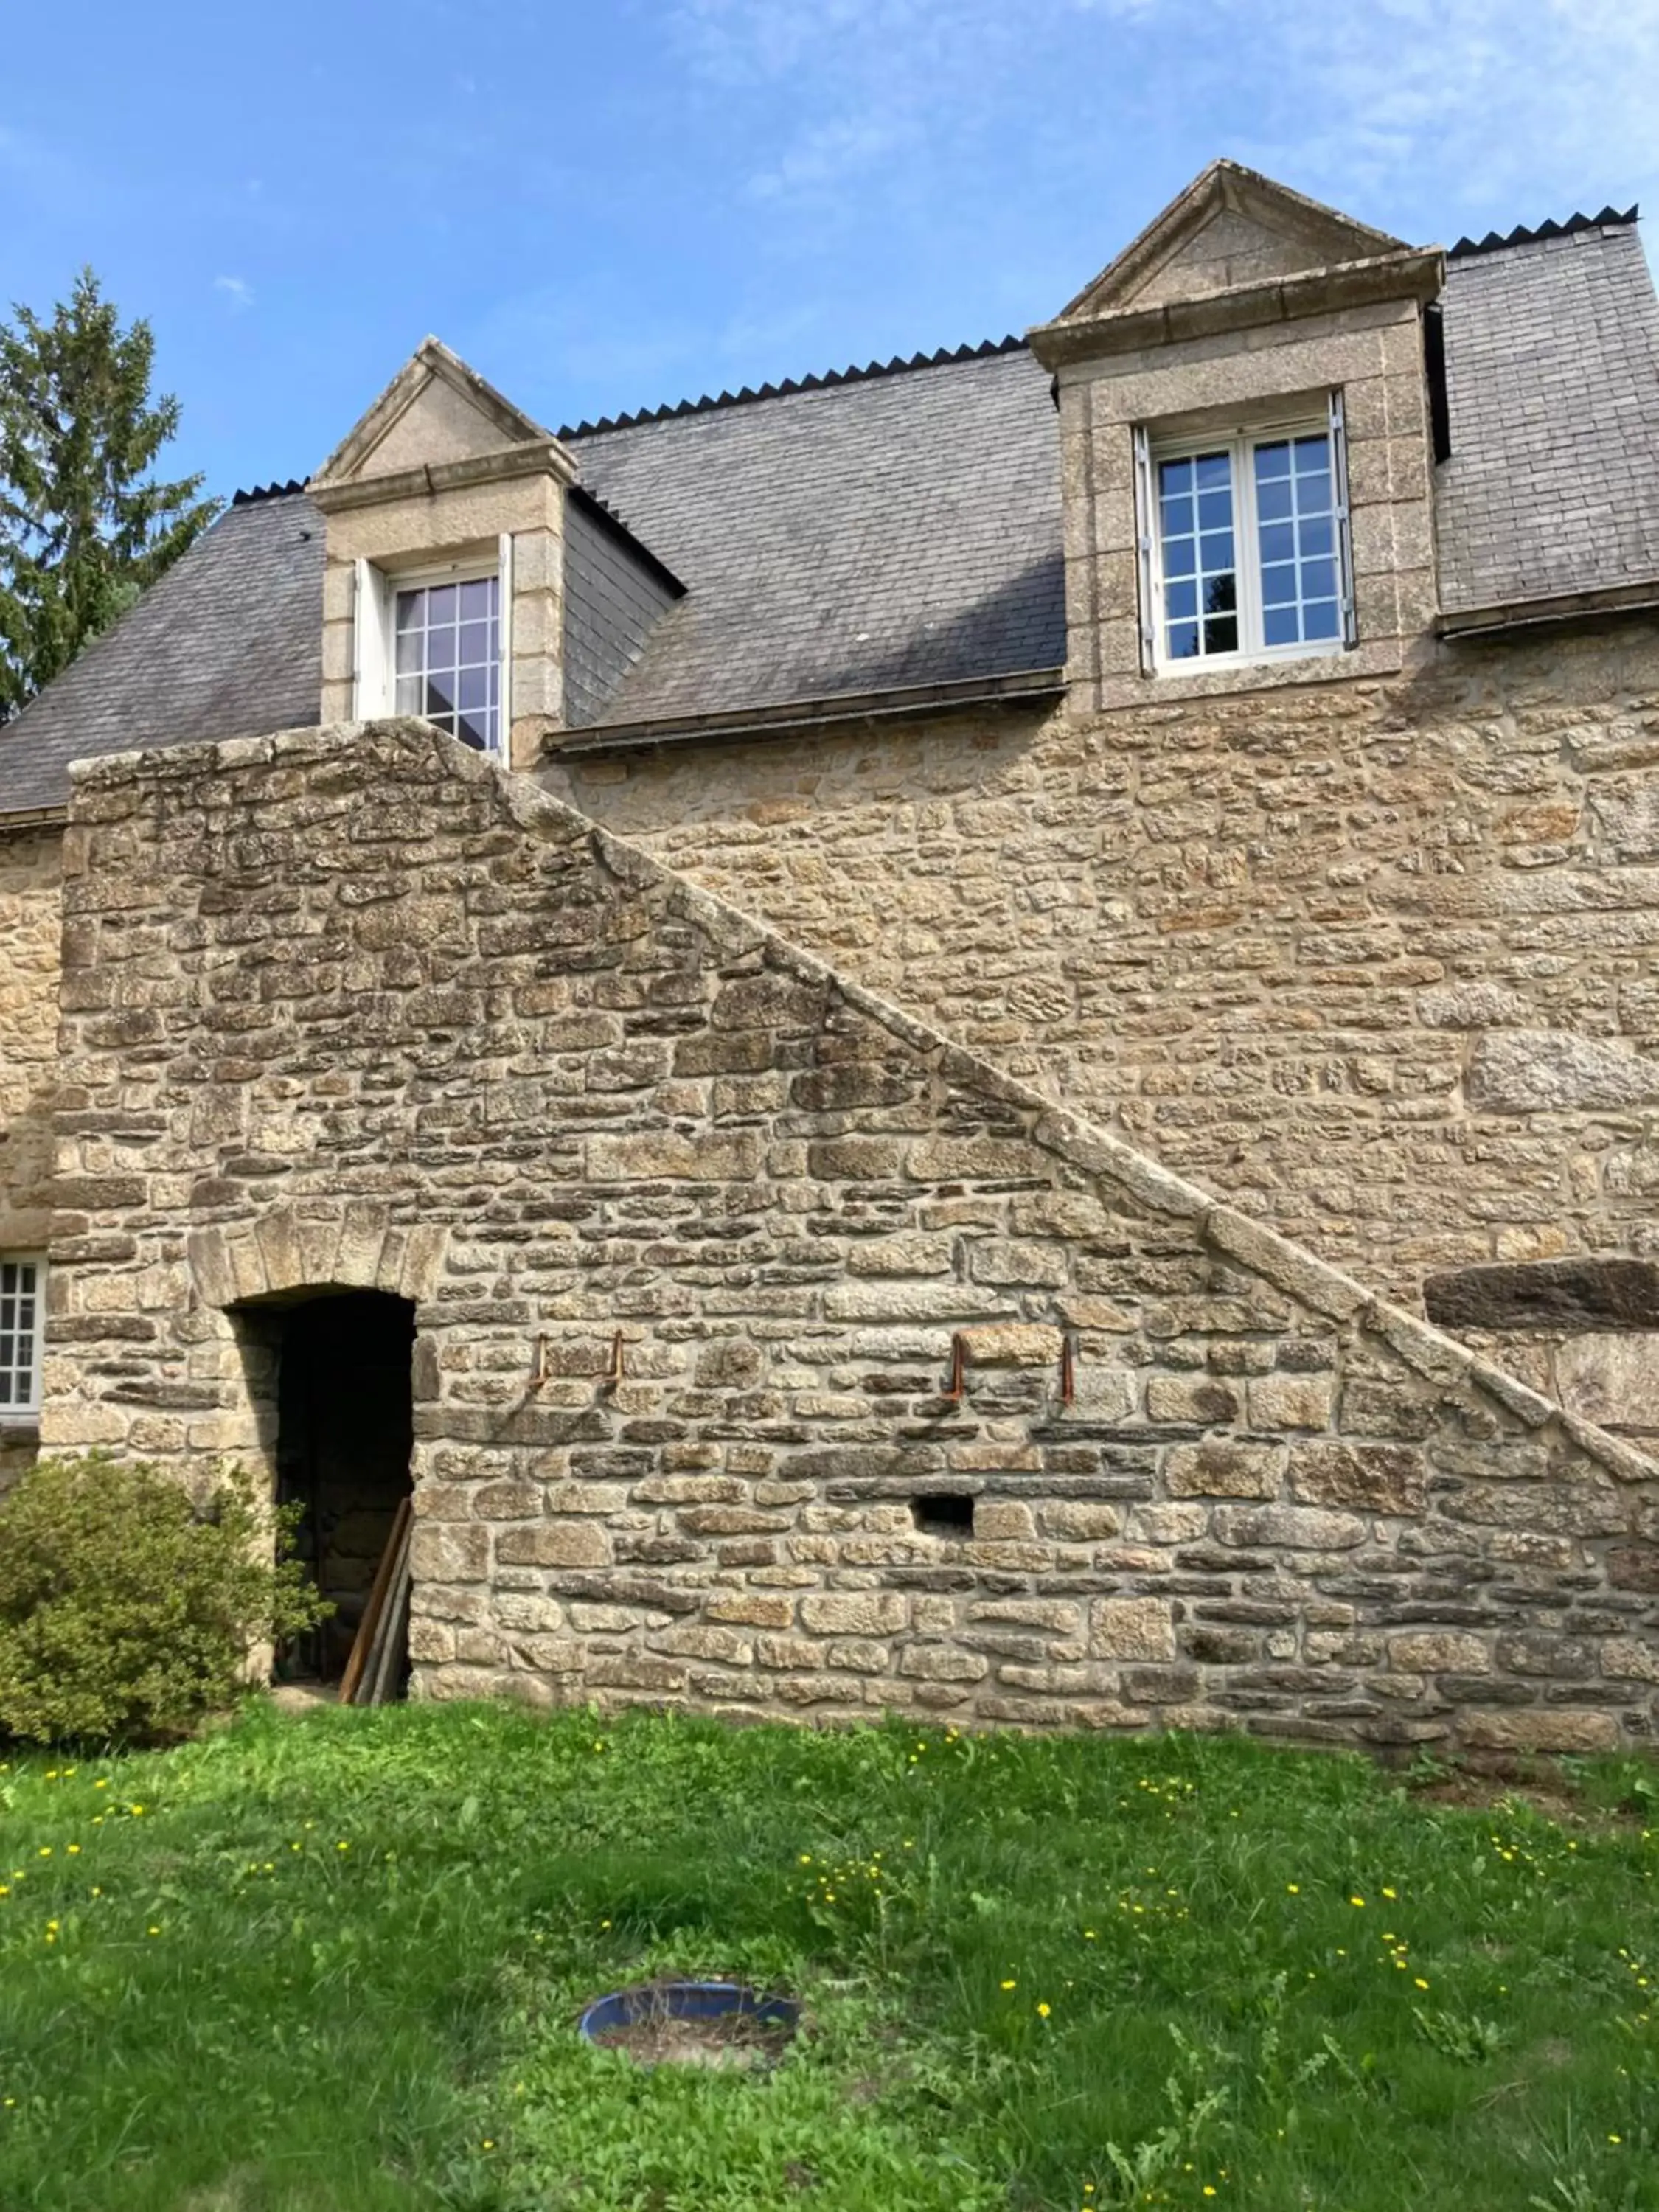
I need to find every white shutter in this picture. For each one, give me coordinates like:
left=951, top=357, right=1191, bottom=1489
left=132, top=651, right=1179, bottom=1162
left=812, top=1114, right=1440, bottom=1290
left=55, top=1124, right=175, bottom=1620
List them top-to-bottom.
left=1328, top=389, right=1358, bottom=648
left=1132, top=424, right=1157, bottom=674
left=496, top=532, right=514, bottom=761
left=352, top=558, right=393, bottom=719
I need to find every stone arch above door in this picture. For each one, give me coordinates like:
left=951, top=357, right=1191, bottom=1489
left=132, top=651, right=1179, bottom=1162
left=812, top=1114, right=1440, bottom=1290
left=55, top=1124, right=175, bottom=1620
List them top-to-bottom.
left=186, top=1203, right=448, bottom=1312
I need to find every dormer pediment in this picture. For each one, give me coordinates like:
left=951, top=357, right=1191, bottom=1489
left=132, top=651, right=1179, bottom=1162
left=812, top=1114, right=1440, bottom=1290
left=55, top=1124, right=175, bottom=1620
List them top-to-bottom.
left=1059, top=161, right=1409, bottom=321
left=310, top=338, right=575, bottom=499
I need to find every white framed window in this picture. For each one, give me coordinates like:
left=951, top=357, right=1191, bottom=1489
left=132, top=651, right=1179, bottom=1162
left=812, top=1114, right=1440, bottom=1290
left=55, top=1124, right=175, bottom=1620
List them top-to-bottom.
left=1133, top=394, right=1355, bottom=675
left=353, top=535, right=513, bottom=758
left=0, top=1256, right=44, bottom=1418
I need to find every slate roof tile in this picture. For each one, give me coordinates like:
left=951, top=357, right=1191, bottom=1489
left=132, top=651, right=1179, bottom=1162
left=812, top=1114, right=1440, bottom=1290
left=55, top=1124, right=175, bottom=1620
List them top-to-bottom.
left=1, top=218, right=1655, bottom=813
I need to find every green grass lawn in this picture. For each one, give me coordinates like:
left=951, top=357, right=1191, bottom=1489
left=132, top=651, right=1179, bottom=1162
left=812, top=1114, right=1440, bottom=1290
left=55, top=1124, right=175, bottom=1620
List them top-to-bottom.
left=0, top=1703, right=1655, bottom=2212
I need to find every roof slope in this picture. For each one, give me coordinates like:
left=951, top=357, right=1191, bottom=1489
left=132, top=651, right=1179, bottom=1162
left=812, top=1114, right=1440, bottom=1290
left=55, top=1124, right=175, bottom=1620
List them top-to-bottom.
left=1, top=217, right=1656, bottom=810
left=1436, top=222, right=1659, bottom=613
left=566, top=342, right=1065, bottom=731
left=0, top=495, right=323, bottom=816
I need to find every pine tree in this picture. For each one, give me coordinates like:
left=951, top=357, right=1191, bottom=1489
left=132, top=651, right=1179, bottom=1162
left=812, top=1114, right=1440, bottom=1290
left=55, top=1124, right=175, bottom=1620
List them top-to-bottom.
left=0, top=268, right=218, bottom=722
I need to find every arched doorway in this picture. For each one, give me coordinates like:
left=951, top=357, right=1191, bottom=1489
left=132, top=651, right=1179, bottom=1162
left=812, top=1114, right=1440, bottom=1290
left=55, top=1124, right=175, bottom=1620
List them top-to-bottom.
left=237, top=1288, right=416, bottom=1688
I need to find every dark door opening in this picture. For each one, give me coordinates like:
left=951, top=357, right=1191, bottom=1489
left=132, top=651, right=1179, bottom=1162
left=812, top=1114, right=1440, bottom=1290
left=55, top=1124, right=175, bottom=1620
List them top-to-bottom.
left=269, top=1290, right=415, bottom=1686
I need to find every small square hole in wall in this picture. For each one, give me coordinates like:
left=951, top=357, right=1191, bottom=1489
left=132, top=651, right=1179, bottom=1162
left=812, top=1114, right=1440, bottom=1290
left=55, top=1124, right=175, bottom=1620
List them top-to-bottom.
left=911, top=1493, right=975, bottom=1537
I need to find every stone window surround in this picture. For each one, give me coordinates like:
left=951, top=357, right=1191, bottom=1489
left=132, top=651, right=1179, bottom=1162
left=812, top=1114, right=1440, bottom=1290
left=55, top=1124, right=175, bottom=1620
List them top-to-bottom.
left=1040, top=279, right=1443, bottom=717
left=313, top=442, right=574, bottom=771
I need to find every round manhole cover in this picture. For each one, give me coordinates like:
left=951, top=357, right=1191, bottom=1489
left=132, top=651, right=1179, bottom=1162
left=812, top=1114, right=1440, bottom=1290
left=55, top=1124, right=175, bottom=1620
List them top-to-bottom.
left=577, top=1980, right=801, bottom=2068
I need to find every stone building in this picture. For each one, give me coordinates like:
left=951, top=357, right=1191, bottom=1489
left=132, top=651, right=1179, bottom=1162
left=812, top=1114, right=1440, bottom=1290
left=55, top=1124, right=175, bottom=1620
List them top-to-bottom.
left=3, top=162, right=1659, bottom=1750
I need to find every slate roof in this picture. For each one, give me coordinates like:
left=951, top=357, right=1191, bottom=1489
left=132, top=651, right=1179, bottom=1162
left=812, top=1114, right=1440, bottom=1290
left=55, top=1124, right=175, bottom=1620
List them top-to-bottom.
left=2, top=215, right=1657, bottom=814
left=1436, top=221, right=1659, bottom=615
left=568, top=341, right=1064, bottom=731
left=0, top=493, right=323, bottom=815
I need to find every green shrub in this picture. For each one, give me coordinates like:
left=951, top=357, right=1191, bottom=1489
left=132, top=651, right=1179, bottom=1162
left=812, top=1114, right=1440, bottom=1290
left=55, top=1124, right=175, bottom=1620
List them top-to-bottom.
left=0, top=1455, right=329, bottom=1745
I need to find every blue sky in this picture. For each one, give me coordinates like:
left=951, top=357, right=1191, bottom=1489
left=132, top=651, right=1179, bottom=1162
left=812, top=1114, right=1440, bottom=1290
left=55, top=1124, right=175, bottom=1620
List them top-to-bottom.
left=3, top=0, right=1655, bottom=502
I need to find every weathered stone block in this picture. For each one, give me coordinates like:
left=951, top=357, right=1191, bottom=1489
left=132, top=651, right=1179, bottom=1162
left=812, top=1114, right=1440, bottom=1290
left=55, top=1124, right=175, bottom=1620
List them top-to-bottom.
left=1467, top=1031, right=1659, bottom=1114
left=1425, top=1259, right=1659, bottom=1335
left=1556, top=1334, right=1659, bottom=1433
left=1245, top=1374, right=1332, bottom=1430
left=1166, top=1438, right=1286, bottom=1499
left=1290, top=1442, right=1425, bottom=1516
left=1041, top=1500, right=1121, bottom=1543
left=1211, top=1503, right=1366, bottom=1550
left=493, top=1521, right=611, bottom=1568
left=409, top=1523, right=491, bottom=1585
left=800, top=1591, right=908, bottom=1635
left=1090, top=1597, right=1177, bottom=1662
left=1388, top=1632, right=1490, bottom=1674
left=1458, top=1708, right=1621, bottom=1754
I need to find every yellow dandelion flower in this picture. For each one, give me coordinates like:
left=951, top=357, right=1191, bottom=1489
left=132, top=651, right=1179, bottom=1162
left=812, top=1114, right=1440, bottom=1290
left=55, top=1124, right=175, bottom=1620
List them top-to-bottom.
left=1349, top=1895, right=1364, bottom=1907
left=1414, top=1978, right=1429, bottom=1990
left=1001, top=1979, right=1017, bottom=1991
left=1037, top=2002, right=1051, bottom=2018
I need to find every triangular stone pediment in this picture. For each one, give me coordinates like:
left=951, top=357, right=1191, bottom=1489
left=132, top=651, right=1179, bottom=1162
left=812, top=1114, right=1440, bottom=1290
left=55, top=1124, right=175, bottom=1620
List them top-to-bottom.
left=1058, top=160, right=1409, bottom=321
left=313, top=337, right=556, bottom=487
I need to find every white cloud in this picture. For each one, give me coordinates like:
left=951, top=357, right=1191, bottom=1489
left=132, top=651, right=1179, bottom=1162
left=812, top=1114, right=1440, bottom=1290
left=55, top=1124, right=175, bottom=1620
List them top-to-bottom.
left=665, top=0, right=1659, bottom=239
left=214, top=275, right=255, bottom=311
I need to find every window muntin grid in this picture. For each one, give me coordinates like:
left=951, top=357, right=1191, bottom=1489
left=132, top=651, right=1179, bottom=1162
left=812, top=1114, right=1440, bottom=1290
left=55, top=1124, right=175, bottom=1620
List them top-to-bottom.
left=1150, top=422, right=1346, bottom=669
left=1254, top=434, right=1340, bottom=647
left=1158, top=450, right=1239, bottom=661
left=394, top=575, right=501, bottom=754
left=0, top=1257, right=41, bottom=1413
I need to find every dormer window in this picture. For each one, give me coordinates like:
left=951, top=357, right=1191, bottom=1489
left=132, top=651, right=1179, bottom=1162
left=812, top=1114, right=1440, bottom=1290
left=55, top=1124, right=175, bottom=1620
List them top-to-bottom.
left=1135, top=400, right=1356, bottom=672
left=394, top=574, right=501, bottom=753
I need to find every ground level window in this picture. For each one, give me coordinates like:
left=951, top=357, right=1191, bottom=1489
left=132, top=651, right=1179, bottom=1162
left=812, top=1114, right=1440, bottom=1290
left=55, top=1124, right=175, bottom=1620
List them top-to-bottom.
left=1138, top=399, right=1354, bottom=672
left=394, top=574, right=501, bottom=754
left=0, top=1256, right=43, bottom=1414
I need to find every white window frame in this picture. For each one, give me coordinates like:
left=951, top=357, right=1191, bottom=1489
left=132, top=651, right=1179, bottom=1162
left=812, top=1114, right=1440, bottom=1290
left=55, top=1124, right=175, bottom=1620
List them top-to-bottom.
left=1137, top=393, right=1355, bottom=677
left=352, top=535, right=513, bottom=759
left=0, top=1253, right=45, bottom=1422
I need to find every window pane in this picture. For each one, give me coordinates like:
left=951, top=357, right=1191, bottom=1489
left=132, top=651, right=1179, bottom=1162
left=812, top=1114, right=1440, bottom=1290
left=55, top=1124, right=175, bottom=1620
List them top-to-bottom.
left=1293, top=434, right=1330, bottom=473
left=1254, top=439, right=1291, bottom=478
left=1194, top=451, right=1231, bottom=490
left=1159, top=458, right=1192, bottom=497
left=1256, top=475, right=1293, bottom=522
left=1197, top=489, right=1231, bottom=532
left=1161, top=496, right=1194, bottom=539
left=1298, top=515, right=1333, bottom=559
left=1259, top=522, right=1295, bottom=566
left=1200, top=529, right=1234, bottom=572
left=1164, top=535, right=1196, bottom=579
left=1301, top=558, right=1336, bottom=602
left=1261, top=563, right=1297, bottom=608
left=1204, top=572, right=1237, bottom=616
left=459, top=577, right=494, bottom=622
left=1165, top=578, right=1197, bottom=622
left=427, top=584, right=457, bottom=625
left=394, top=590, right=422, bottom=632
left=1303, top=601, right=1340, bottom=641
left=1262, top=605, right=1301, bottom=647
left=1203, top=613, right=1238, bottom=654
left=1166, top=619, right=1200, bottom=659
left=459, top=622, right=491, bottom=667
left=395, top=630, right=422, bottom=675
left=457, top=667, right=490, bottom=712
left=394, top=672, right=422, bottom=713
left=425, top=673, right=457, bottom=718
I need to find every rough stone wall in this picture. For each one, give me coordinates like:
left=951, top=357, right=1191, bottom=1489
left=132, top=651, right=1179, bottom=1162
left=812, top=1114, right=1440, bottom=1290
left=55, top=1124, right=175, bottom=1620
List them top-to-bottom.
left=546, top=619, right=1659, bottom=1314
left=44, top=720, right=1659, bottom=1750
left=0, top=821, right=62, bottom=1485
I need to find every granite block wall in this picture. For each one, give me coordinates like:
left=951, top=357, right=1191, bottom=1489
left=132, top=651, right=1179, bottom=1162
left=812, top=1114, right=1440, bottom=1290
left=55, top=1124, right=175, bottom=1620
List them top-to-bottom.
left=546, top=619, right=1659, bottom=1321
left=40, top=719, right=1659, bottom=1749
